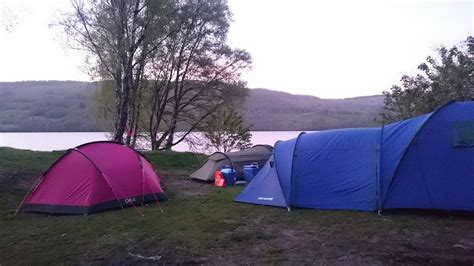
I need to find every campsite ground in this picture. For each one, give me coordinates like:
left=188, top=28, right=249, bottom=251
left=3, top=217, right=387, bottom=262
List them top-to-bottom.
left=1, top=148, right=473, bottom=264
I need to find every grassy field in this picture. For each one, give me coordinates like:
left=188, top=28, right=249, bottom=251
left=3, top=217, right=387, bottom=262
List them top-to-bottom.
left=0, top=147, right=473, bottom=264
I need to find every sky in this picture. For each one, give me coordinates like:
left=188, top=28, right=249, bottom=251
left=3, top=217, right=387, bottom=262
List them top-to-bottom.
left=0, top=0, right=472, bottom=98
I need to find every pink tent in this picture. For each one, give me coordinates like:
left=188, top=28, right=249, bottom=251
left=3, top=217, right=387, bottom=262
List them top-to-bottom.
left=18, top=141, right=165, bottom=215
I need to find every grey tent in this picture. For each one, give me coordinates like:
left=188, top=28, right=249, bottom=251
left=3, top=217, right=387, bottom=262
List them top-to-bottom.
left=190, top=145, right=273, bottom=181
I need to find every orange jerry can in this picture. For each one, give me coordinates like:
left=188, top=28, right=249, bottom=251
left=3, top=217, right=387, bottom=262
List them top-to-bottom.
left=214, top=170, right=226, bottom=187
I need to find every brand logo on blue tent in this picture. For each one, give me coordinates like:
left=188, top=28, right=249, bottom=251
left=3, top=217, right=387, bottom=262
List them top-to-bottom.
left=258, top=197, right=274, bottom=201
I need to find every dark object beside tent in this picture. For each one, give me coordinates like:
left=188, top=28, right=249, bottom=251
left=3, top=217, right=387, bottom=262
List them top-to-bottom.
left=236, top=101, right=474, bottom=212
left=18, top=141, right=165, bottom=215
left=190, top=145, right=273, bottom=181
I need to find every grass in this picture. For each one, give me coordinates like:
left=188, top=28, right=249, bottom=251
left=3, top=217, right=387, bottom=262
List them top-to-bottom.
left=0, top=147, right=473, bottom=264
left=0, top=147, right=64, bottom=176
left=144, top=150, right=207, bottom=175
left=0, top=188, right=244, bottom=264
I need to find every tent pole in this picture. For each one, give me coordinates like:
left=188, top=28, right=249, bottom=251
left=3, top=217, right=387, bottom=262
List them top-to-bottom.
left=15, top=149, right=75, bottom=215
left=72, top=149, right=126, bottom=210
left=73, top=149, right=144, bottom=216
left=131, top=149, right=147, bottom=209
left=132, top=150, right=164, bottom=213
left=101, top=171, right=144, bottom=216
left=100, top=172, right=126, bottom=210
left=143, top=173, right=163, bottom=213
left=14, top=174, right=45, bottom=215
left=151, top=186, right=164, bottom=213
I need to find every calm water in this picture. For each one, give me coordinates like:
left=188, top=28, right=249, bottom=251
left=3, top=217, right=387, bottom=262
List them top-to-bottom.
left=0, top=131, right=305, bottom=153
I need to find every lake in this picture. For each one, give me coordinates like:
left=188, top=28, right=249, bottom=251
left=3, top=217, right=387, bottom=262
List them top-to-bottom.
left=0, top=131, right=305, bottom=153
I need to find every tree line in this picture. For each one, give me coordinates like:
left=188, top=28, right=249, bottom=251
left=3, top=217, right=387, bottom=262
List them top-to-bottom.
left=58, top=0, right=251, bottom=151
left=381, top=36, right=473, bottom=122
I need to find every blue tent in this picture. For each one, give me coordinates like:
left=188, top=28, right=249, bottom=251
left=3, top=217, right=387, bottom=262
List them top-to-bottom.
left=235, top=101, right=474, bottom=211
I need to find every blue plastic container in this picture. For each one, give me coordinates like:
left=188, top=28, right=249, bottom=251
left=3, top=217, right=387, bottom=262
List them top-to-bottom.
left=243, top=163, right=260, bottom=182
left=221, top=166, right=236, bottom=186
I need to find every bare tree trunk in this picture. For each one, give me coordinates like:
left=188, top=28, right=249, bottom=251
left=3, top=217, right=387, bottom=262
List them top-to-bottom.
left=113, top=78, right=126, bottom=143
left=163, top=125, right=175, bottom=150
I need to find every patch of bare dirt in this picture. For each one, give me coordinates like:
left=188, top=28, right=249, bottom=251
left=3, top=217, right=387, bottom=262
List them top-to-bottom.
left=161, top=175, right=214, bottom=198
left=100, top=177, right=474, bottom=265
left=205, top=210, right=474, bottom=264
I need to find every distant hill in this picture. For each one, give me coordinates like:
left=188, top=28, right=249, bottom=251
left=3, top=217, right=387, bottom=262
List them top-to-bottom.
left=0, top=81, right=384, bottom=132
left=0, top=81, right=100, bottom=132
left=245, top=89, right=383, bottom=130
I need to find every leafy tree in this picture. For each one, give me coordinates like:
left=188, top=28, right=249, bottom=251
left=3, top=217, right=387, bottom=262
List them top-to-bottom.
left=57, top=0, right=173, bottom=144
left=60, top=0, right=250, bottom=149
left=143, top=0, right=251, bottom=150
left=381, top=36, right=474, bottom=123
left=201, top=108, right=252, bottom=153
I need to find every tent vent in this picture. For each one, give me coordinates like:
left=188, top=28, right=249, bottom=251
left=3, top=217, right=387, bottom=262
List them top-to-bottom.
left=453, top=121, right=474, bottom=147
